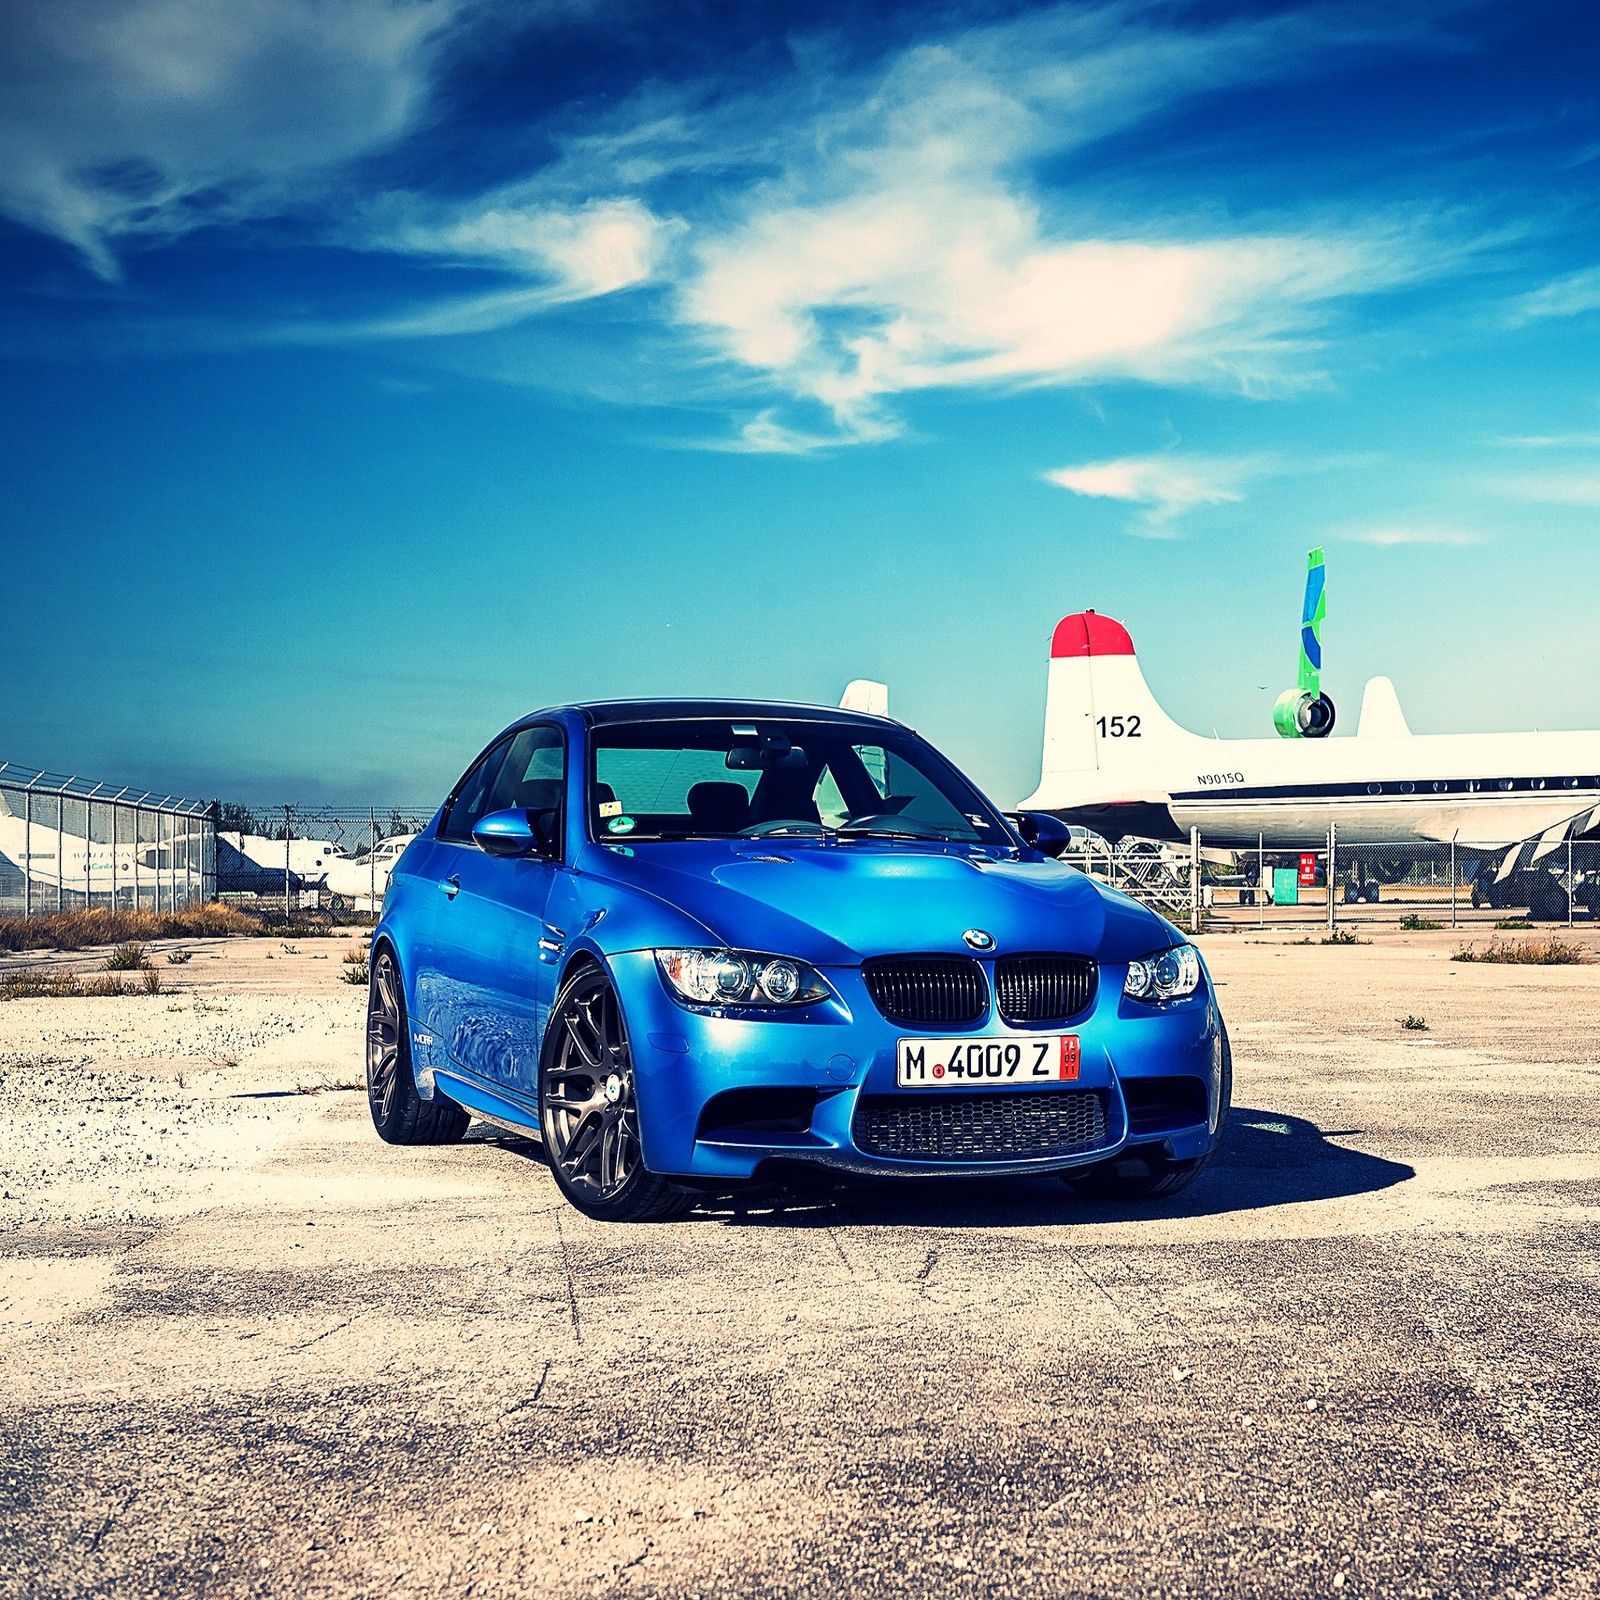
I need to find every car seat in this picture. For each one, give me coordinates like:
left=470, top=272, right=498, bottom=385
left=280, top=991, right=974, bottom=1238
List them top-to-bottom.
left=687, top=781, right=751, bottom=833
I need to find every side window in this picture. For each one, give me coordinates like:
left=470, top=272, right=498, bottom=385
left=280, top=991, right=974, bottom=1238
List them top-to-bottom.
left=483, top=726, right=566, bottom=836
left=439, top=740, right=511, bottom=843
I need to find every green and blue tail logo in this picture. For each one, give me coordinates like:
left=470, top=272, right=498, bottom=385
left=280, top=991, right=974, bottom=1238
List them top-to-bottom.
left=1274, top=547, right=1336, bottom=738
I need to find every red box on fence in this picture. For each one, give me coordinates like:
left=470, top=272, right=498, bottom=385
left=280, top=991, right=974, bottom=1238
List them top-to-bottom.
left=1298, top=853, right=1318, bottom=887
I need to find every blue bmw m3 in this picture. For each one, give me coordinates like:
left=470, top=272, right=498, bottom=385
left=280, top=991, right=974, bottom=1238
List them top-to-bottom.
left=366, top=700, right=1230, bottom=1221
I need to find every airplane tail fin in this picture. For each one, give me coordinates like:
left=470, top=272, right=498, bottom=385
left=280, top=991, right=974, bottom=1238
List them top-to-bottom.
left=1040, top=611, right=1192, bottom=779
left=840, top=679, right=889, bottom=716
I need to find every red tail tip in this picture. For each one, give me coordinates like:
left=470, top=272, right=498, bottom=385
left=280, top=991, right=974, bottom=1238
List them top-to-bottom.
left=1051, top=612, right=1135, bottom=659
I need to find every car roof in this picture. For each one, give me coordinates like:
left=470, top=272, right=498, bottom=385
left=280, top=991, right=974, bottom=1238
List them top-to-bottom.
left=527, top=698, right=904, bottom=730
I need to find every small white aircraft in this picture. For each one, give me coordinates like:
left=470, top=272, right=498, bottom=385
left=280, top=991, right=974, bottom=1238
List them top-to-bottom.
left=1018, top=557, right=1600, bottom=916
left=218, top=832, right=346, bottom=885
left=322, top=834, right=416, bottom=907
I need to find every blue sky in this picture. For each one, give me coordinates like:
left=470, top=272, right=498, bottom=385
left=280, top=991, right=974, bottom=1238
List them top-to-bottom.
left=2, top=0, right=1599, bottom=805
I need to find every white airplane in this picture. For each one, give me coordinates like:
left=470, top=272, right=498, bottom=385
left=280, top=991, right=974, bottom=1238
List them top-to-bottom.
left=1017, top=572, right=1600, bottom=915
left=0, top=813, right=188, bottom=896
left=218, top=832, right=346, bottom=885
left=322, top=834, right=416, bottom=906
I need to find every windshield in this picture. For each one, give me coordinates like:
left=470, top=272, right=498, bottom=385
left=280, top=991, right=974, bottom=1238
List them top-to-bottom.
left=588, top=718, right=1012, bottom=846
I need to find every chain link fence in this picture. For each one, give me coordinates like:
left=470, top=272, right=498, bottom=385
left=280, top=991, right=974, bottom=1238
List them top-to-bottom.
left=0, top=761, right=215, bottom=917
left=214, top=804, right=436, bottom=916
left=1062, top=826, right=1600, bottom=932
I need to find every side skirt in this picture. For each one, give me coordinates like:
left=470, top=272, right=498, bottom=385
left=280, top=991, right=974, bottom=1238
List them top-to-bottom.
left=435, top=1064, right=542, bottom=1137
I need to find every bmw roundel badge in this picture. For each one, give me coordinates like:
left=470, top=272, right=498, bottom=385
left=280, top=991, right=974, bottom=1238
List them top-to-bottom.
left=963, top=929, right=995, bottom=951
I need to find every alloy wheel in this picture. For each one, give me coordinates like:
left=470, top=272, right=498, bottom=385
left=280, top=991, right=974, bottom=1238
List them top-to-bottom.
left=367, top=949, right=402, bottom=1124
left=542, top=973, right=641, bottom=1202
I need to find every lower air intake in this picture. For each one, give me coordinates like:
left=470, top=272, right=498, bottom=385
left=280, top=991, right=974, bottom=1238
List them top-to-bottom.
left=853, top=1090, right=1107, bottom=1162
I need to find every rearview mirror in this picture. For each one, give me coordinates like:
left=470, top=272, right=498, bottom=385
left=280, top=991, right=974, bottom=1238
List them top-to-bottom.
left=726, top=737, right=808, bottom=771
left=472, top=807, right=558, bottom=859
left=1010, top=810, right=1073, bottom=859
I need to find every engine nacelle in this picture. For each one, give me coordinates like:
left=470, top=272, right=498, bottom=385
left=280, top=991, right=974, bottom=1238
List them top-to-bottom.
left=1273, top=688, right=1336, bottom=739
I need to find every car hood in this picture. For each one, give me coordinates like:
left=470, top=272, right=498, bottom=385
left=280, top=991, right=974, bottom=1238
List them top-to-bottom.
left=578, top=838, right=1176, bottom=965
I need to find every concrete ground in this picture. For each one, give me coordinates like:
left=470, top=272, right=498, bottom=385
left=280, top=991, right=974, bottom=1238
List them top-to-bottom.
left=3, top=927, right=1598, bottom=1600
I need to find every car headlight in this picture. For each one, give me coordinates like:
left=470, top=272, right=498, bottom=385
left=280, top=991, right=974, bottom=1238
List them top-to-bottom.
left=1124, top=943, right=1202, bottom=1002
left=655, top=948, right=830, bottom=1009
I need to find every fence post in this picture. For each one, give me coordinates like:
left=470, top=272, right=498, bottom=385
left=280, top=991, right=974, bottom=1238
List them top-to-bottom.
left=22, top=789, right=31, bottom=919
left=56, top=798, right=64, bottom=913
left=283, top=806, right=293, bottom=922
left=370, top=807, right=378, bottom=914
left=1327, top=822, right=1337, bottom=933
left=1189, top=825, right=1201, bottom=934
left=1258, top=831, right=1265, bottom=930
left=1450, top=833, right=1457, bottom=930
left=1568, top=835, right=1574, bottom=928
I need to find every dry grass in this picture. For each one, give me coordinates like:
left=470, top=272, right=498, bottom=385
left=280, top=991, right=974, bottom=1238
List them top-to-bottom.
left=0, top=902, right=261, bottom=953
left=1454, top=937, right=1588, bottom=966
left=104, top=941, right=150, bottom=971
left=341, top=942, right=370, bottom=986
left=1, top=967, right=165, bottom=1001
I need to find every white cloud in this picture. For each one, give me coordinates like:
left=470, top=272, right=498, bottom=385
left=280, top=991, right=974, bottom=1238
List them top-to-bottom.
left=0, top=0, right=453, bottom=277
left=0, top=0, right=1455, bottom=446
left=665, top=15, right=1421, bottom=443
left=374, top=195, right=679, bottom=301
left=1508, top=267, right=1600, bottom=324
left=1492, top=432, right=1600, bottom=449
left=1042, top=452, right=1257, bottom=535
left=1490, top=473, right=1600, bottom=507
left=1344, top=525, right=1482, bottom=546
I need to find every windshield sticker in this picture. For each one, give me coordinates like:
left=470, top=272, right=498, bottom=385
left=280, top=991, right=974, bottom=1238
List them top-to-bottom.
left=598, top=799, right=623, bottom=818
left=607, top=815, right=636, bottom=835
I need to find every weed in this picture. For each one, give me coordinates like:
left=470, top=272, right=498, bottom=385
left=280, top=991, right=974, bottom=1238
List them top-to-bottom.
left=0, top=902, right=262, bottom=953
left=1400, top=914, right=1442, bottom=931
left=1494, top=918, right=1534, bottom=931
left=1321, top=930, right=1368, bottom=945
left=1454, top=937, right=1587, bottom=966
left=105, top=941, right=149, bottom=972
left=280, top=943, right=299, bottom=956
left=165, top=949, right=193, bottom=965
left=341, top=962, right=370, bottom=986
left=141, top=968, right=163, bottom=996
left=1, top=969, right=83, bottom=999
left=1398, top=1014, right=1429, bottom=1031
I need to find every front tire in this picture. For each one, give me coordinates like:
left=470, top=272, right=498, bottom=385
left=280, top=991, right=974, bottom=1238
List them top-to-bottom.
left=367, top=947, right=470, bottom=1146
left=539, top=965, right=694, bottom=1222
left=1064, top=1019, right=1232, bottom=1201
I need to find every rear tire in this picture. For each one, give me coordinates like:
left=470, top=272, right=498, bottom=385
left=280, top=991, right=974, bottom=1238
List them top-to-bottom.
left=367, top=946, right=470, bottom=1146
left=539, top=965, right=695, bottom=1222
left=1064, top=1019, right=1232, bottom=1201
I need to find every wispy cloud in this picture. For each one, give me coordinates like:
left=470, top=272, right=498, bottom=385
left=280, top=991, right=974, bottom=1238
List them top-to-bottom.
left=0, top=0, right=457, bottom=278
left=0, top=0, right=1463, bottom=446
left=1508, top=267, right=1600, bottom=324
left=1492, top=432, right=1600, bottom=449
left=1042, top=452, right=1260, bottom=536
left=1490, top=472, right=1600, bottom=507
left=1343, top=524, right=1482, bottom=546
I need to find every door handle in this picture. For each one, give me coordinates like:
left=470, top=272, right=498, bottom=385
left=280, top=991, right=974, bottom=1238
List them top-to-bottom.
left=439, top=875, right=460, bottom=900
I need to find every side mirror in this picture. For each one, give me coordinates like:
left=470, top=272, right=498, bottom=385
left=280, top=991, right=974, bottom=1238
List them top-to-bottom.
left=472, top=807, right=557, bottom=859
left=1010, top=810, right=1073, bottom=859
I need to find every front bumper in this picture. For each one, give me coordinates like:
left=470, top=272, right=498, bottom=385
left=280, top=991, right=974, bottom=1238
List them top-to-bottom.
left=609, top=951, right=1226, bottom=1182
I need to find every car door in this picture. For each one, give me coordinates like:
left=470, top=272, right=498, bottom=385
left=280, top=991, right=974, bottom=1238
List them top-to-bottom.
left=431, top=724, right=567, bottom=1091
left=409, top=735, right=512, bottom=1058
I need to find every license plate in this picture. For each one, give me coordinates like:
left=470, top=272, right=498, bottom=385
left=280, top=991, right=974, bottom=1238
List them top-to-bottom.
left=896, top=1035, right=1080, bottom=1087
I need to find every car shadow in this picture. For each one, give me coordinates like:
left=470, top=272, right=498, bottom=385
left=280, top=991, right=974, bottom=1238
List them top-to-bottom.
left=470, top=1108, right=1414, bottom=1229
